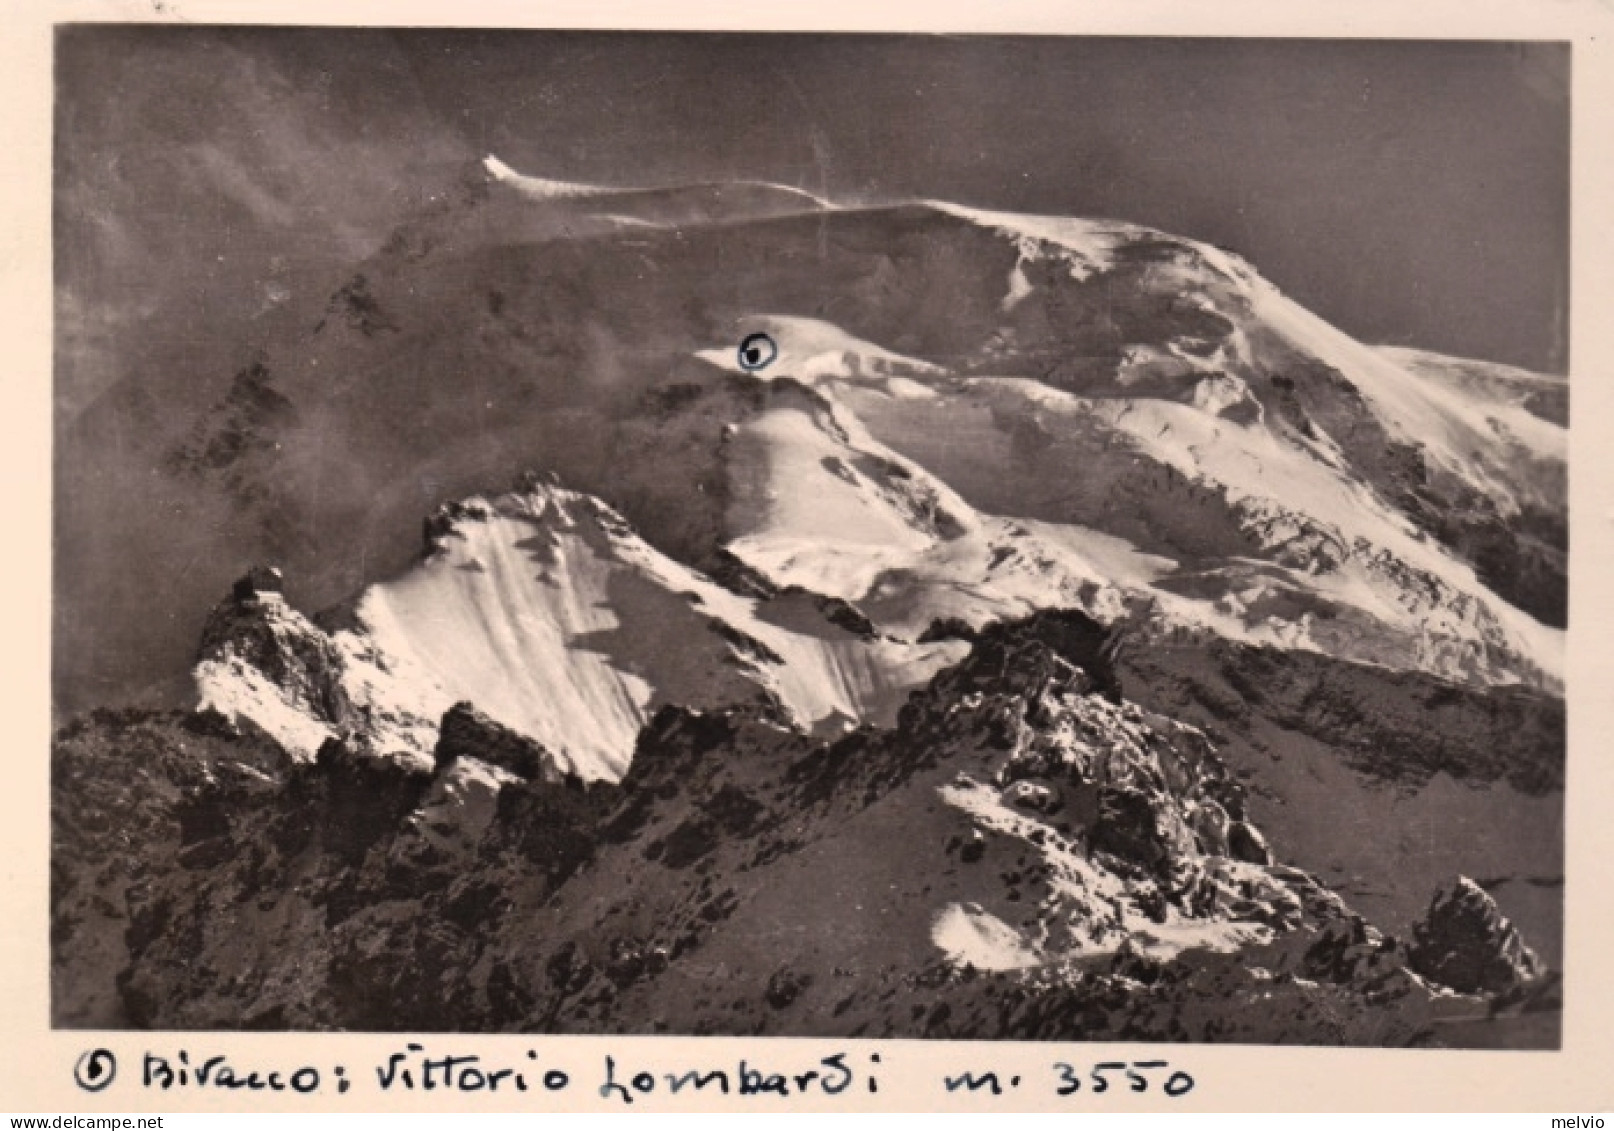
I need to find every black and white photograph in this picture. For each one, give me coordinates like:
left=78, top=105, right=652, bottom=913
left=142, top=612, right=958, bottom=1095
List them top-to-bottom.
left=48, top=25, right=1573, bottom=1055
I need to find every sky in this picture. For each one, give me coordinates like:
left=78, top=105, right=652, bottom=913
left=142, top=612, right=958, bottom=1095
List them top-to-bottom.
left=58, top=28, right=1570, bottom=376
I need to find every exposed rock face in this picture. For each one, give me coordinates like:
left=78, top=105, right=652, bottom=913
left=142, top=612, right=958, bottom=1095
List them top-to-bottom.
left=165, top=360, right=298, bottom=483
left=421, top=498, right=493, bottom=556
left=232, top=564, right=285, bottom=600
left=202, top=572, right=334, bottom=687
left=193, top=575, right=354, bottom=759
left=1117, top=636, right=1565, bottom=796
left=434, top=701, right=566, bottom=784
left=50, top=709, right=293, bottom=1027
left=1228, top=821, right=1273, bottom=866
left=1410, top=876, right=1542, bottom=995
left=1301, top=916, right=1418, bottom=1001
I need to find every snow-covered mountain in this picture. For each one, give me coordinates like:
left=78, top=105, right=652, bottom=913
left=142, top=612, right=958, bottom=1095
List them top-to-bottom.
left=60, top=153, right=1567, bottom=722
left=163, top=155, right=1564, bottom=767
left=53, top=157, right=1566, bottom=1045
left=195, top=477, right=963, bottom=779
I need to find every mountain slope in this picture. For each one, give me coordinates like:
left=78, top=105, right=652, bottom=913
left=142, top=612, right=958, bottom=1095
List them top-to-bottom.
left=58, top=156, right=1565, bottom=711
left=52, top=159, right=1567, bottom=1046
left=196, top=478, right=964, bottom=780
left=54, top=610, right=1556, bottom=1043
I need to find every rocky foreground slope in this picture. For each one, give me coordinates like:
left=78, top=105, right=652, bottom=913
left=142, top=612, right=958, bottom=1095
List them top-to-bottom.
left=54, top=605, right=1559, bottom=1044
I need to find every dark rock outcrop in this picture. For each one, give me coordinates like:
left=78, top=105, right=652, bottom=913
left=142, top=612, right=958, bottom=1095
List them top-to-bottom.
left=422, top=498, right=493, bottom=555
left=232, top=565, right=285, bottom=601
left=196, top=572, right=353, bottom=733
left=435, top=701, right=564, bottom=783
left=1091, top=784, right=1191, bottom=873
left=1228, top=820, right=1273, bottom=866
left=1409, top=876, right=1542, bottom=995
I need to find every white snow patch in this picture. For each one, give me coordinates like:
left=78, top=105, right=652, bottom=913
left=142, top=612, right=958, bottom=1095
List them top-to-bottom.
left=482, top=154, right=609, bottom=200
left=929, top=202, right=1124, bottom=282
left=1001, top=257, right=1034, bottom=311
left=1378, top=345, right=1566, bottom=465
left=713, top=371, right=1167, bottom=639
left=1190, top=374, right=1261, bottom=423
left=879, top=377, right=941, bottom=400
left=194, top=657, right=336, bottom=762
left=932, top=903, right=1042, bottom=971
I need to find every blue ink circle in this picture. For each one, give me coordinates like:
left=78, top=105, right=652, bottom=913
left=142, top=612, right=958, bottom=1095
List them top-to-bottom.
left=737, top=332, right=778, bottom=372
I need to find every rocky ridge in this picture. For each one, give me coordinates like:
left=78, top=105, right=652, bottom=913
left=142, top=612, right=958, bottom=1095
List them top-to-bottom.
left=54, top=608, right=1556, bottom=1043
